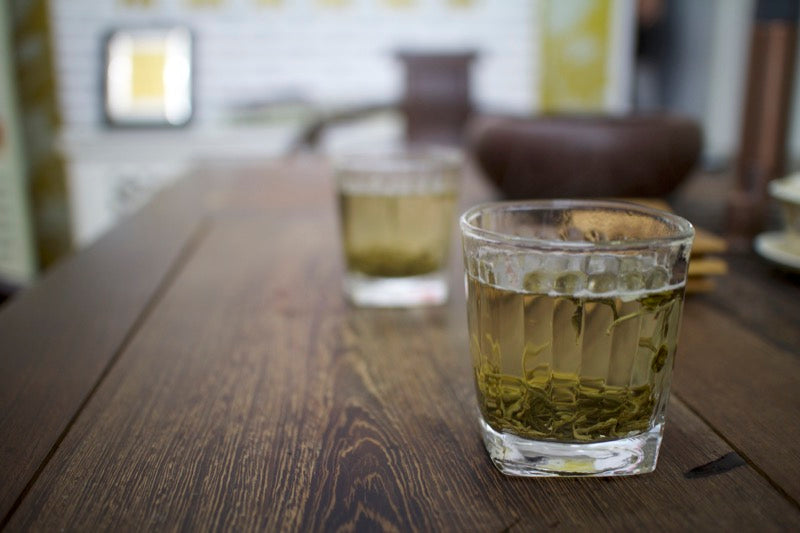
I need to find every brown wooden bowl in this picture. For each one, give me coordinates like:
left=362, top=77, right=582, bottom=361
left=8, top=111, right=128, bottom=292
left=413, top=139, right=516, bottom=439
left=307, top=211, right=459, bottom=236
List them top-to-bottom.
left=467, top=113, right=702, bottom=199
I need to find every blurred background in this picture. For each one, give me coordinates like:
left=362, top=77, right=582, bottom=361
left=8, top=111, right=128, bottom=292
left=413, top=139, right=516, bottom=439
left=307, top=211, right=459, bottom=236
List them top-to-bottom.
left=1, top=0, right=798, bottom=290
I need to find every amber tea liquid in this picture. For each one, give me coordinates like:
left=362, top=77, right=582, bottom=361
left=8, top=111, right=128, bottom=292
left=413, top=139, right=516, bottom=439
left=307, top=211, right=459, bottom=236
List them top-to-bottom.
left=339, top=190, right=457, bottom=278
left=467, top=274, right=684, bottom=444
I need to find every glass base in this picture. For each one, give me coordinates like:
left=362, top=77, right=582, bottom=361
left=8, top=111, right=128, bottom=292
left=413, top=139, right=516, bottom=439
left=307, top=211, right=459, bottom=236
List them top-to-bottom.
left=344, top=271, right=448, bottom=307
left=479, top=416, right=664, bottom=477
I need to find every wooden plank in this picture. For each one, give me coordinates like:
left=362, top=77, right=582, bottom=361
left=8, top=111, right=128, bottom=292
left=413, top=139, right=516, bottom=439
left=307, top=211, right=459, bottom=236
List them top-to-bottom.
left=0, top=154, right=484, bottom=525
left=195, top=155, right=499, bottom=215
left=196, top=157, right=337, bottom=213
left=0, top=177, right=207, bottom=523
left=7, top=212, right=799, bottom=530
left=693, top=227, right=729, bottom=255
left=692, top=253, right=800, bottom=353
left=688, top=257, right=728, bottom=277
left=686, top=277, right=717, bottom=294
left=673, top=300, right=800, bottom=504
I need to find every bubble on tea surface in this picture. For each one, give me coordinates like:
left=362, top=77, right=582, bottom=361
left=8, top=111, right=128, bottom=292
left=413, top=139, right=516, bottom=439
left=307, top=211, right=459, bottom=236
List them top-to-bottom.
left=619, top=255, right=644, bottom=273
left=645, top=267, right=670, bottom=289
left=523, top=271, right=552, bottom=293
left=554, top=271, right=585, bottom=294
left=621, top=271, right=645, bottom=291
left=587, top=272, right=617, bottom=293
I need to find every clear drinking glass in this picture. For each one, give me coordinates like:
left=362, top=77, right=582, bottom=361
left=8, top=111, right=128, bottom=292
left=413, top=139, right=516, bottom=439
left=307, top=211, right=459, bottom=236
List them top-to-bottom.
left=336, top=150, right=460, bottom=307
left=460, top=200, right=694, bottom=476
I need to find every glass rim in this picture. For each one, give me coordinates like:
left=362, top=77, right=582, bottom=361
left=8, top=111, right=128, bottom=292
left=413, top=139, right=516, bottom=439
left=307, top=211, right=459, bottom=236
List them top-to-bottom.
left=332, top=147, right=462, bottom=176
left=460, top=199, right=695, bottom=251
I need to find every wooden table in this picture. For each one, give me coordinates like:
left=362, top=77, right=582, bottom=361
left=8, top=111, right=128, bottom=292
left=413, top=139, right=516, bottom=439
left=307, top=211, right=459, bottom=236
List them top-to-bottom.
left=2, top=158, right=799, bottom=531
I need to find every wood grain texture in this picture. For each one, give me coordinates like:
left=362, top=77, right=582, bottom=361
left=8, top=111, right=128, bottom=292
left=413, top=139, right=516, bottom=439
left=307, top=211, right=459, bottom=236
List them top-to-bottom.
left=0, top=177, right=207, bottom=523
left=7, top=208, right=799, bottom=531
left=692, top=253, right=800, bottom=354
left=688, top=257, right=728, bottom=276
left=685, top=277, right=717, bottom=294
left=674, top=301, right=800, bottom=503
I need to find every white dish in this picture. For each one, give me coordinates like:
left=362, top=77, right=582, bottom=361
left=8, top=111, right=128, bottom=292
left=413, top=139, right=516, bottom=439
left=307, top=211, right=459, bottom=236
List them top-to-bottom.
left=769, top=173, right=800, bottom=203
left=754, top=231, right=800, bottom=271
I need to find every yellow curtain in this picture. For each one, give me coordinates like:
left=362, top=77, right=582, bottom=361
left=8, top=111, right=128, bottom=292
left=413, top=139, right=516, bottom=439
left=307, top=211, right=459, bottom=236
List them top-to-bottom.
left=120, top=0, right=156, bottom=7
left=185, top=0, right=224, bottom=7
left=317, top=0, right=352, bottom=7
left=384, top=0, right=416, bottom=9
left=540, top=0, right=612, bottom=112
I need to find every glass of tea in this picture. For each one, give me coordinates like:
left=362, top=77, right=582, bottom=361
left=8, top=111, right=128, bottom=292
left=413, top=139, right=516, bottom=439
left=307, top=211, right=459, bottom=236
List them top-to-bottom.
left=336, top=150, right=460, bottom=307
left=460, top=200, right=694, bottom=476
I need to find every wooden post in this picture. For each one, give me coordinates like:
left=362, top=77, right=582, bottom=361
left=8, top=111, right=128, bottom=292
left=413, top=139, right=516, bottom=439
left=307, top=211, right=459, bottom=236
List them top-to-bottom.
left=726, top=0, right=798, bottom=246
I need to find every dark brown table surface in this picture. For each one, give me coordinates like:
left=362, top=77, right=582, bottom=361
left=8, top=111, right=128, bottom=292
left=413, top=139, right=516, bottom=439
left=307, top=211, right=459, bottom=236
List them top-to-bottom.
left=1, top=157, right=799, bottom=531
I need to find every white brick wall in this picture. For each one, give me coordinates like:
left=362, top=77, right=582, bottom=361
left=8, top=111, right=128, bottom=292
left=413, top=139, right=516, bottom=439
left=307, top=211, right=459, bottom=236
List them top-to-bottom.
left=50, top=0, right=539, bottom=129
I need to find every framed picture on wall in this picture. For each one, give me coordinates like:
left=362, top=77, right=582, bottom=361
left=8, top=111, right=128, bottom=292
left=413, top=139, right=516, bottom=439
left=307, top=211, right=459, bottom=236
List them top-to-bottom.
left=103, top=26, right=193, bottom=127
